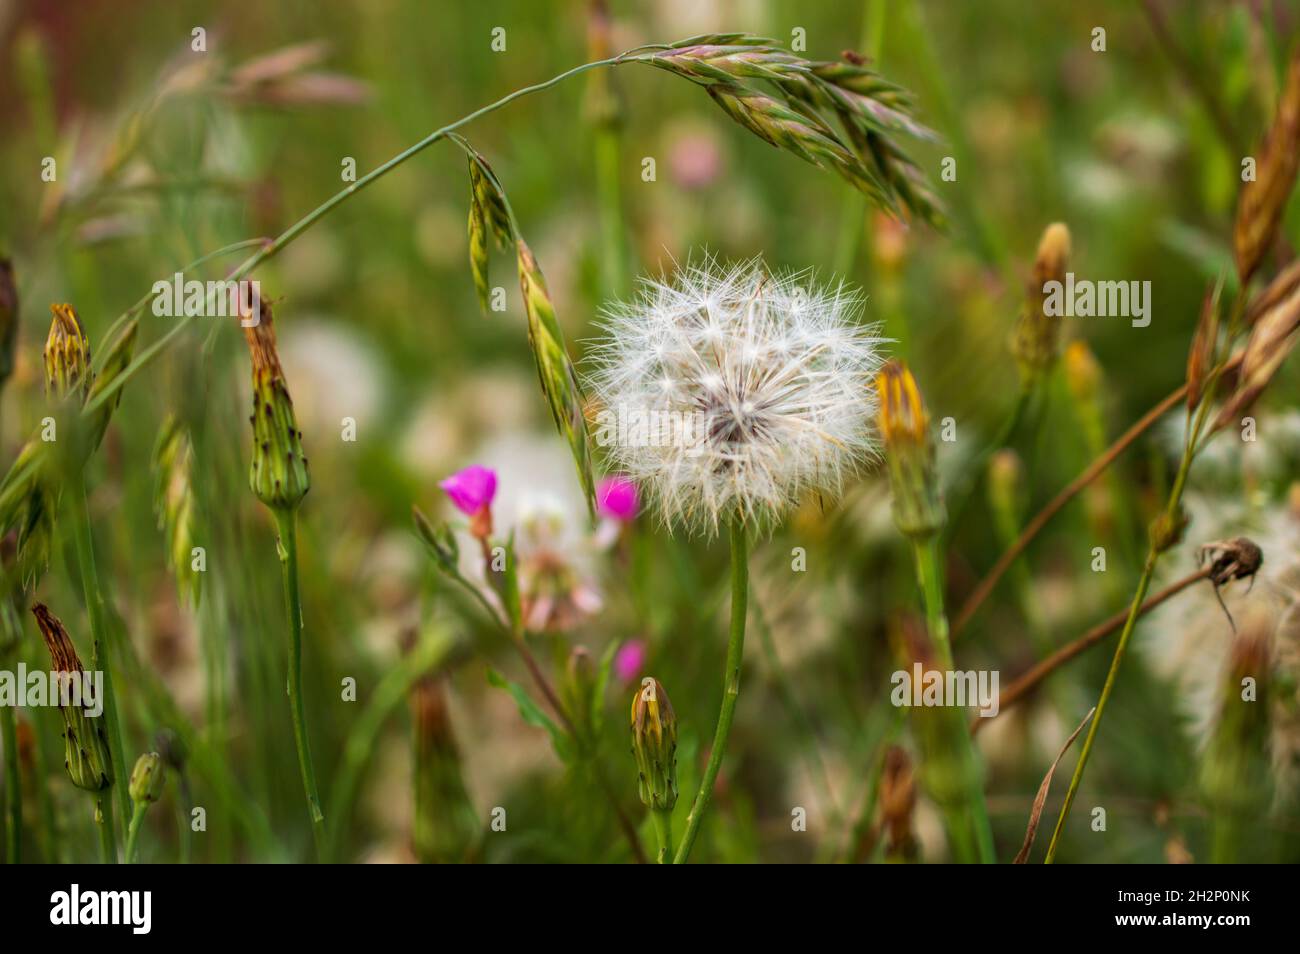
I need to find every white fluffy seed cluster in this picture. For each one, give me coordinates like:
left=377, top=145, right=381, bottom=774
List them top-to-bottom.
left=586, top=258, right=884, bottom=535
left=1143, top=496, right=1300, bottom=804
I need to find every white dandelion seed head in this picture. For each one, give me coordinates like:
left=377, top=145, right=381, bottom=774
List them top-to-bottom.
left=585, top=256, right=885, bottom=536
left=1143, top=493, right=1300, bottom=805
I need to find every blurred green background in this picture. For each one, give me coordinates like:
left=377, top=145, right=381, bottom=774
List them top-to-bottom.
left=0, top=0, right=1298, bottom=863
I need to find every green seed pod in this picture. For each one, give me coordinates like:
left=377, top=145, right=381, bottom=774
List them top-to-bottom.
left=243, top=300, right=309, bottom=512
left=43, top=303, right=92, bottom=402
left=32, top=603, right=113, bottom=793
left=630, top=676, right=678, bottom=812
left=129, top=752, right=165, bottom=804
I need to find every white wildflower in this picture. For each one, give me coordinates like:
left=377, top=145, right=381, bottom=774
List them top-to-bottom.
left=586, top=256, right=884, bottom=535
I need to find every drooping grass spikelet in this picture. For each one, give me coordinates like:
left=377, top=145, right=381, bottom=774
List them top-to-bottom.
left=633, top=37, right=943, bottom=225
left=1234, top=46, right=1300, bottom=284
left=466, top=154, right=512, bottom=315
left=517, top=239, right=597, bottom=514
left=586, top=256, right=884, bottom=536
left=152, top=414, right=201, bottom=606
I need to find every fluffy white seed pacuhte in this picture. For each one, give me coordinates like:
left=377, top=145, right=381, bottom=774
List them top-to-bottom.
left=586, top=258, right=885, bottom=535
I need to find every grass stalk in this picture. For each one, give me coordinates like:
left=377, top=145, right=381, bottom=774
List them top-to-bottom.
left=1044, top=295, right=1244, bottom=862
left=673, top=520, right=749, bottom=864
left=974, top=566, right=1212, bottom=733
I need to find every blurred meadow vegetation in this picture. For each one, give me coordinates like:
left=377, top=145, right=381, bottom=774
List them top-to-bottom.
left=0, top=0, right=1298, bottom=863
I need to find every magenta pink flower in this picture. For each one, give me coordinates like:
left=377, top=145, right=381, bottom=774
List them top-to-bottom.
left=439, top=465, right=497, bottom=516
left=597, top=476, right=638, bottom=522
left=614, top=640, right=646, bottom=685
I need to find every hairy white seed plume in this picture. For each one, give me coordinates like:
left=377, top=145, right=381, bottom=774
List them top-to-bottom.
left=586, top=256, right=884, bottom=535
left=1143, top=494, right=1300, bottom=805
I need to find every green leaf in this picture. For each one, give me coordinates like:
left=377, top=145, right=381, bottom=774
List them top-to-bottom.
left=591, top=640, right=619, bottom=737
left=486, top=666, right=574, bottom=762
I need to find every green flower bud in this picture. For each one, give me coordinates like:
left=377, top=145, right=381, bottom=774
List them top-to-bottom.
left=1010, top=223, right=1070, bottom=387
left=243, top=300, right=309, bottom=511
left=43, top=303, right=92, bottom=402
left=876, top=360, right=945, bottom=539
left=413, top=506, right=460, bottom=572
left=32, top=603, right=113, bottom=792
left=561, top=645, right=597, bottom=745
left=630, top=677, right=677, bottom=812
left=129, top=752, right=165, bottom=804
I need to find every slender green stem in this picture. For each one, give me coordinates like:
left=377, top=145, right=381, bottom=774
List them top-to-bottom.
left=1045, top=290, right=1245, bottom=862
left=1043, top=440, right=1198, bottom=863
left=69, top=476, right=131, bottom=837
left=273, top=508, right=325, bottom=859
left=674, top=520, right=749, bottom=864
left=911, top=534, right=995, bottom=863
left=914, top=536, right=952, bottom=666
left=1, top=704, right=19, bottom=863
left=95, top=795, right=116, bottom=863
left=124, top=802, right=148, bottom=864
left=651, top=807, right=673, bottom=864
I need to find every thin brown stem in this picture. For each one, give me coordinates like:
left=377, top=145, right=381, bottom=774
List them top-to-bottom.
left=952, top=383, right=1188, bottom=637
left=972, top=566, right=1212, bottom=734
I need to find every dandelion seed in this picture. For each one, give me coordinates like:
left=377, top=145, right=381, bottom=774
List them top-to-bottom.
left=586, top=256, right=884, bottom=536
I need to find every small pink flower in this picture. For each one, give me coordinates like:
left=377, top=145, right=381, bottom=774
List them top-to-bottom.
left=669, top=133, right=723, bottom=190
left=439, top=465, right=497, bottom=516
left=597, top=476, right=638, bottom=522
left=614, top=640, right=646, bottom=685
